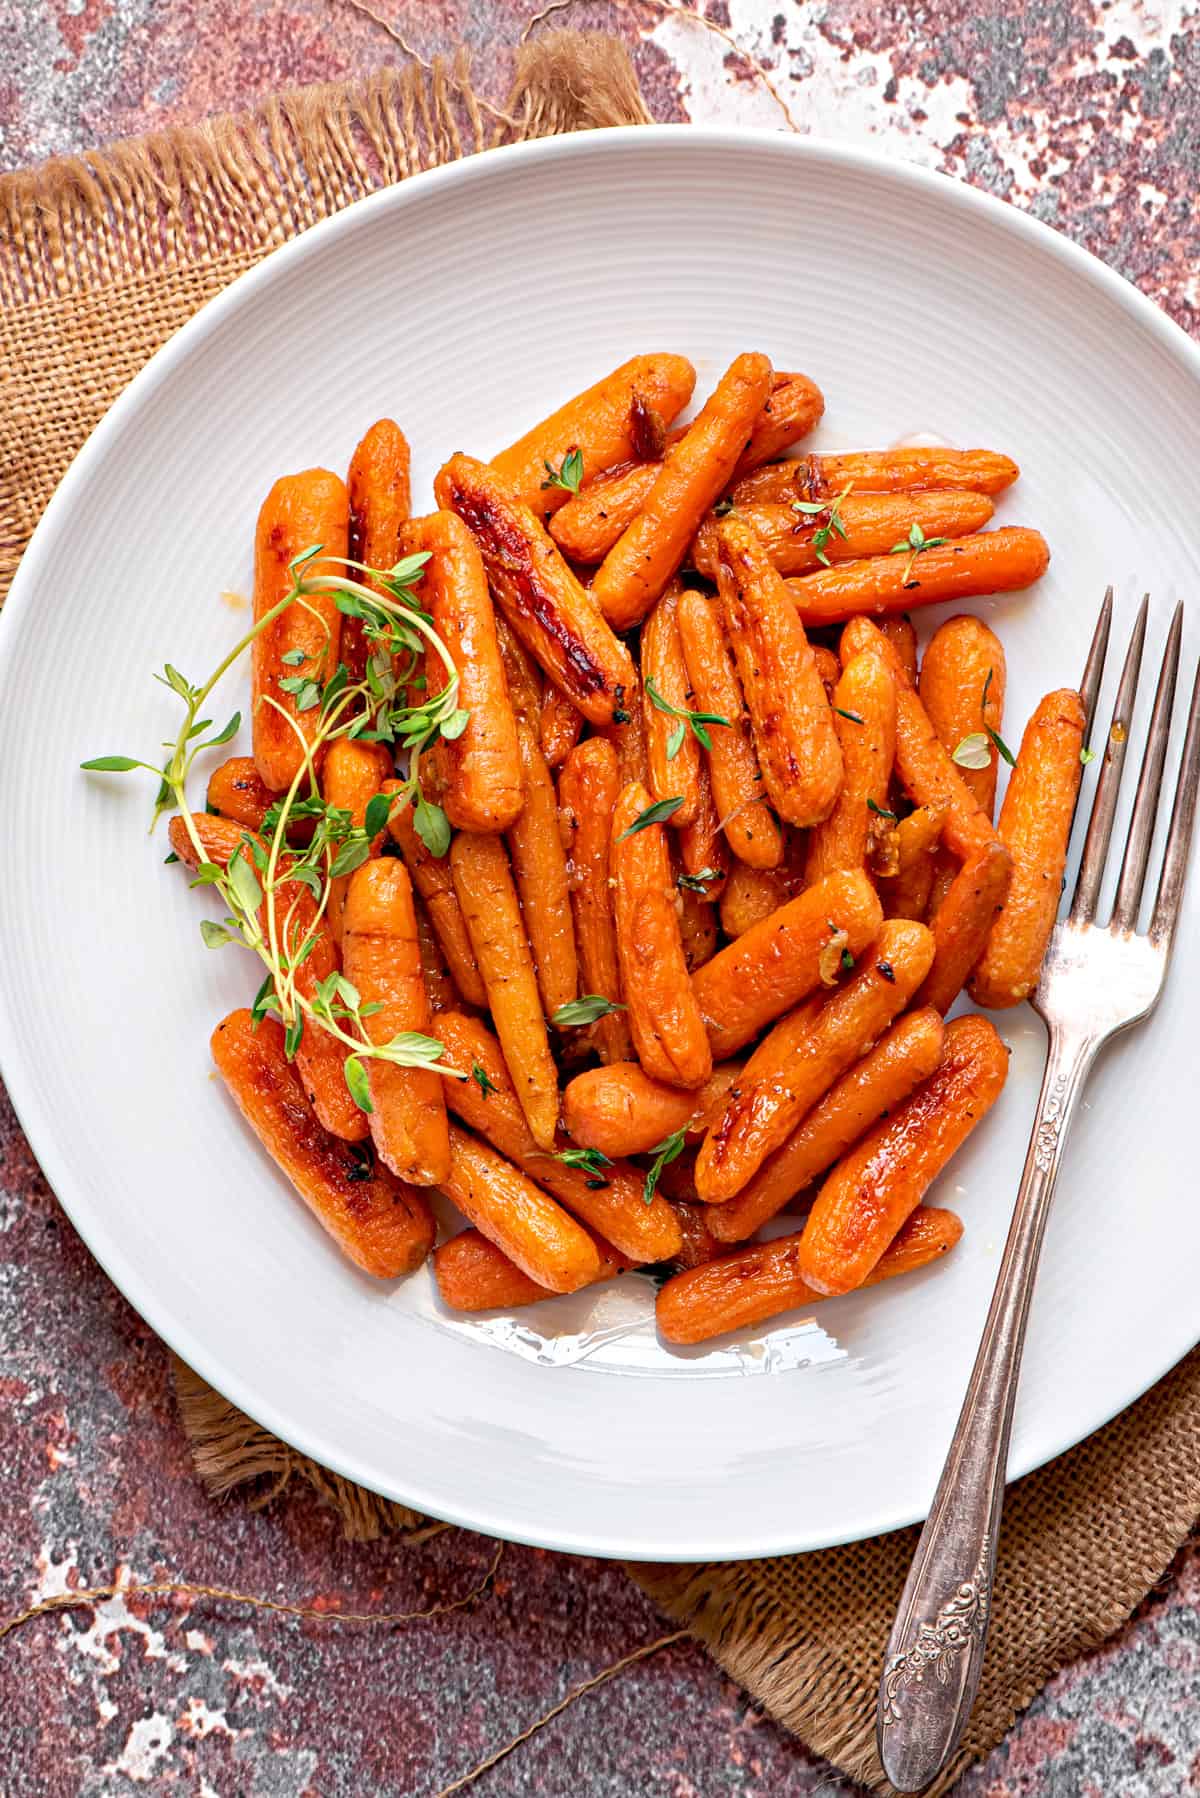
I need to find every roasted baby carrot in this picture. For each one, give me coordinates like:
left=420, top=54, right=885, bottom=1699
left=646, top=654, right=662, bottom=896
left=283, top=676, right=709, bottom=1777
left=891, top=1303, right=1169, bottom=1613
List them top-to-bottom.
left=490, top=353, right=696, bottom=513
left=592, top=353, right=774, bottom=630
left=734, top=371, right=825, bottom=471
left=345, top=419, right=412, bottom=681
left=732, top=446, right=1020, bottom=508
left=435, top=455, right=637, bottom=726
left=251, top=469, right=348, bottom=792
left=693, top=491, right=994, bottom=580
left=399, top=510, right=523, bottom=832
left=715, top=516, right=843, bottom=828
left=786, top=528, right=1050, bottom=628
left=641, top=584, right=705, bottom=826
left=675, top=588, right=784, bottom=870
left=493, top=613, right=543, bottom=728
left=879, top=615, right=919, bottom=687
left=919, top=615, right=1008, bottom=819
left=840, top=617, right=997, bottom=862
left=811, top=643, right=841, bottom=699
left=805, top=651, right=896, bottom=883
left=539, top=682, right=584, bottom=769
left=970, top=687, right=1086, bottom=1009
left=507, top=720, right=578, bottom=1018
left=321, top=737, right=392, bottom=945
left=557, top=738, right=633, bottom=1064
left=676, top=750, right=730, bottom=894
left=206, top=756, right=276, bottom=833
left=612, top=781, right=713, bottom=1090
left=387, top=799, right=488, bottom=1009
left=876, top=804, right=946, bottom=921
left=168, top=813, right=368, bottom=1144
left=450, top=830, right=560, bottom=1149
left=916, top=839, right=1013, bottom=1014
left=341, top=859, right=452, bottom=1185
left=719, top=861, right=791, bottom=938
left=692, top=867, right=884, bottom=1058
left=678, top=886, right=719, bottom=971
left=414, top=897, right=462, bottom=1014
left=695, top=917, right=935, bottom=1202
left=708, top=1006, right=946, bottom=1242
left=212, top=1010, right=434, bottom=1277
left=435, top=1010, right=681, bottom=1264
left=798, top=1013, right=1008, bottom=1295
left=562, top=1058, right=745, bottom=1159
left=440, top=1125, right=603, bottom=1294
left=669, top=1200, right=721, bottom=1270
left=656, top=1205, right=963, bottom=1344
left=434, top=1227, right=628, bottom=1312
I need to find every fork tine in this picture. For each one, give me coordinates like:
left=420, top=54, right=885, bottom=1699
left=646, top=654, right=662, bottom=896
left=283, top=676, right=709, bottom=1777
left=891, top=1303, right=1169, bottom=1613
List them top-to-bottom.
left=1079, top=584, right=1113, bottom=742
left=1070, top=595, right=1149, bottom=924
left=1111, top=603, right=1183, bottom=933
left=1149, top=649, right=1200, bottom=952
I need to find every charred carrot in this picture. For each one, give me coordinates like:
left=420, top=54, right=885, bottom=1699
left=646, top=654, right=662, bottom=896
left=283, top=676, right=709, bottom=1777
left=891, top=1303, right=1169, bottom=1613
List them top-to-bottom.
left=345, top=419, right=412, bottom=681
left=732, top=447, right=1020, bottom=508
left=693, top=491, right=994, bottom=580
left=786, top=528, right=1049, bottom=627
left=539, top=682, right=584, bottom=769
left=206, top=757, right=277, bottom=834
left=212, top=1010, right=434, bottom=1277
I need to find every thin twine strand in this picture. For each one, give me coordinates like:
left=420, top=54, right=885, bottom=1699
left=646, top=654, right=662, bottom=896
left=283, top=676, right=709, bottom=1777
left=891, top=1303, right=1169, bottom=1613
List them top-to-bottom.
left=338, top=0, right=523, bottom=130
left=520, top=0, right=803, bottom=132
left=0, top=1539, right=502, bottom=1645
left=431, top=1628, right=691, bottom=1797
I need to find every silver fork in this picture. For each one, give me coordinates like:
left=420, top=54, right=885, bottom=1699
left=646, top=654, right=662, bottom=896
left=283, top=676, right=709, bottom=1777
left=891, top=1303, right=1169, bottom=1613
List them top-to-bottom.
left=876, top=589, right=1200, bottom=1794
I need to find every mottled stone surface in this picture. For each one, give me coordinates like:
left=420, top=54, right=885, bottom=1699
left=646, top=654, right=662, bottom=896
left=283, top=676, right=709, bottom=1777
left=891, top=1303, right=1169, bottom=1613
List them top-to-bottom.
left=3, top=4, right=1200, bottom=1793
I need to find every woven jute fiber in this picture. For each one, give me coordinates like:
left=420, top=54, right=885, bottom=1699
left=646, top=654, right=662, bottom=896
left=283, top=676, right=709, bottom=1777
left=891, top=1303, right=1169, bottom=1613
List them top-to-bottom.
left=5, top=33, right=1199, bottom=1796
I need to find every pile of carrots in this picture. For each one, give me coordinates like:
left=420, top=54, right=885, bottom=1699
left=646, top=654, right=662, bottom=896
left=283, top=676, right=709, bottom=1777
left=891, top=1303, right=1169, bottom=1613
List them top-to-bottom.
left=181, top=351, right=1089, bottom=1347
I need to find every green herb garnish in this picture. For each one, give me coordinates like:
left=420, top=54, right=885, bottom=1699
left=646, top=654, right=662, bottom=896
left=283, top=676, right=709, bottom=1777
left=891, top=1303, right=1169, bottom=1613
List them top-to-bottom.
left=541, top=447, right=585, bottom=495
left=792, top=482, right=854, bottom=567
left=644, top=677, right=730, bottom=757
left=617, top=796, right=684, bottom=840
left=552, top=994, right=627, bottom=1027
left=643, top=1128, right=687, bottom=1205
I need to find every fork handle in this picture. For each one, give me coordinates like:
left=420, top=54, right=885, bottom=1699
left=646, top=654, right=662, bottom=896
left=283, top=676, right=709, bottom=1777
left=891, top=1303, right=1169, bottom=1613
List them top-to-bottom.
left=876, top=1028, right=1097, bottom=1793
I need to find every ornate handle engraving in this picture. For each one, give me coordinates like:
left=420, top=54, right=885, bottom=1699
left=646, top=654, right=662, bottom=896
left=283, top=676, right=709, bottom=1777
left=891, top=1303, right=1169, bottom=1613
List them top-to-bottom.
left=1032, top=1071, right=1069, bottom=1171
left=879, top=1540, right=991, bottom=1729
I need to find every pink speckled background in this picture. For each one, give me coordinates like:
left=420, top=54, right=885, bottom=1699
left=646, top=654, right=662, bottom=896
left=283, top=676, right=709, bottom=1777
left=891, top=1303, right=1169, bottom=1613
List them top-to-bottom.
left=3, top=4, right=1200, bottom=1794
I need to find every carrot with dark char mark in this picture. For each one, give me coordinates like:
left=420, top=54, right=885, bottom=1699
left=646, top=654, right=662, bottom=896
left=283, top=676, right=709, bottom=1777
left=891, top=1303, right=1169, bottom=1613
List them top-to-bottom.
left=345, top=419, right=412, bottom=682
left=731, top=446, right=1019, bottom=508
left=692, top=491, right=994, bottom=580
left=212, top=1010, right=434, bottom=1277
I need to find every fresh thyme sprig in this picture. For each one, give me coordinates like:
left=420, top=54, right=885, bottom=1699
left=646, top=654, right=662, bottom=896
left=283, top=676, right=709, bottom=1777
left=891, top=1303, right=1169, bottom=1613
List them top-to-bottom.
left=541, top=447, right=584, bottom=495
left=792, top=482, right=853, bottom=567
left=888, top=521, right=947, bottom=586
left=82, top=544, right=469, bottom=1111
left=644, top=677, right=730, bottom=759
left=642, top=1128, right=687, bottom=1205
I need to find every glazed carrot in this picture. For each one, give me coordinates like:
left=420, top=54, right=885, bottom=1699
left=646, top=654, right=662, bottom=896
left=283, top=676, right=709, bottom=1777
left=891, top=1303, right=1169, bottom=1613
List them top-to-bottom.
left=490, top=353, right=696, bottom=513
left=592, top=353, right=774, bottom=630
left=549, top=372, right=824, bottom=564
left=345, top=419, right=412, bottom=681
left=732, top=447, right=1020, bottom=508
left=434, top=454, right=637, bottom=726
left=251, top=469, right=348, bottom=792
left=693, top=491, right=994, bottom=580
left=398, top=510, right=523, bottom=832
left=715, top=516, right=843, bottom=828
left=785, top=528, right=1050, bottom=627
left=641, top=584, right=704, bottom=826
left=675, top=588, right=784, bottom=870
left=493, top=613, right=543, bottom=728
left=879, top=615, right=919, bottom=687
left=919, top=615, right=1008, bottom=818
left=841, top=617, right=997, bottom=862
left=811, top=644, right=841, bottom=700
left=805, top=651, right=897, bottom=883
left=539, top=682, right=584, bottom=768
left=970, top=688, right=1086, bottom=1009
left=603, top=689, right=652, bottom=788
left=506, top=720, right=577, bottom=1018
left=321, top=737, right=391, bottom=945
left=557, top=738, right=633, bottom=1064
left=677, top=750, right=730, bottom=894
left=206, top=756, right=276, bottom=833
left=612, top=781, right=712, bottom=1090
left=387, top=800, right=488, bottom=1009
left=876, top=804, right=946, bottom=921
left=168, top=814, right=367, bottom=1143
left=450, top=831, right=559, bottom=1149
left=915, top=840, right=1012, bottom=1014
left=341, top=859, right=451, bottom=1185
left=719, top=861, right=790, bottom=938
left=692, top=867, right=884, bottom=1058
left=678, top=887, right=719, bottom=971
left=414, top=897, right=461, bottom=1014
left=695, top=918, right=935, bottom=1202
left=708, top=1007, right=945, bottom=1242
left=211, top=1010, right=434, bottom=1278
left=435, top=1010, right=681, bottom=1263
left=797, top=1013, right=1008, bottom=1295
left=562, top=1058, right=745, bottom=1159
left=440, top=1126, right=603, bottom=1294
left=669, top=1200, right=722, bottom=1270
left=656, top=1205, right=963, bottom=1344
left=434, top=1227, right=629, bottom=1312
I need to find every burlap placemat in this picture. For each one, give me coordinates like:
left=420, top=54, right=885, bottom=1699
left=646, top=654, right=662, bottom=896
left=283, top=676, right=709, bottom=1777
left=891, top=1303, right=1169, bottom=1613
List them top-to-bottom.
left=4, top=34, right=1197, bottom=1795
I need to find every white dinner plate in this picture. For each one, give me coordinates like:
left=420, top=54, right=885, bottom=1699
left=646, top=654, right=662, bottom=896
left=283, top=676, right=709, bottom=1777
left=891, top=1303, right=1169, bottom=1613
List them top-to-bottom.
left=2, top=128, right=1197, bottom=1561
